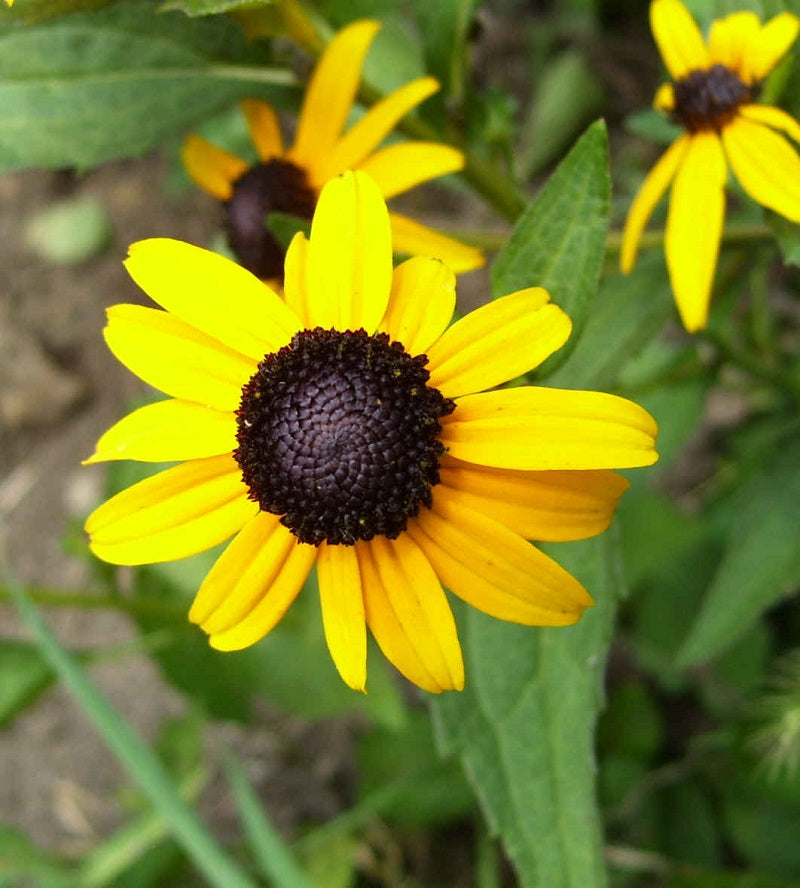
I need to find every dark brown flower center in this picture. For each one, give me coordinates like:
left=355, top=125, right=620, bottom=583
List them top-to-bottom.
left=672, top=64, right=758, bottom=132
left=225, top=159, right=316, bottom=281
left=234, top=328, right=455, bottom=546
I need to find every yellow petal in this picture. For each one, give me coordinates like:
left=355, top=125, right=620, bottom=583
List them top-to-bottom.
left=650, top=0, right=709, bottom=79
left=708, top=11, right=760, bottom=73
left=746, top=13, right=800, bottom=81
left=288, top=19, right=381, bottom=173
left=316, top=77, right=440, bottom=182
left=653, top=82, right=675, bottom=113
left=240, top=98, right=284, bottom=161
left=740, top=104, right=800, bottom=145
left=723, top=115, right=800, bottom=222
left=665, top=131, right=727, bottom=332
left=181, top=134, right=247, bottom=201
left=621, top=135, right=690, bottom=274
left=358, top=142, right=464, bottom=199
left=305, top=171, right=392, bottom=332
left=389, top=212, right=485, bottom=273
left=282, top=232, right=312, bottom=327
left=124, top=239, right=302, bottom=361
left=378, top=256, right=456, bottom=355
left=426, top=289, right=571, bottom=399
left=103, top=304, right=255, bottom=412
left=440, top=386, right=658, bottom=470
left=84, top=399, right=235, bottom=464
left=86, top=455, right=256, bottom=565
left=438, top=456, right=630, bottom=542
left=407, top=489, right=593, bottom=625
left=191, top=512, right=309, bottom=636
left=205, top=522, right=317, bottom=651
left=365, top=534, right=464, bottom=692
left=357, top=541, right=448, bottom=693
left=317, top=543, right=367, bottom=692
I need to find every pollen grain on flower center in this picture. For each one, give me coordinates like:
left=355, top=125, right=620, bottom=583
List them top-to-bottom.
left=673, top=63, right=757, bottom=132
left=225, top=159, right=317, bottom=280
left=234, top=328, right=455, bottom=546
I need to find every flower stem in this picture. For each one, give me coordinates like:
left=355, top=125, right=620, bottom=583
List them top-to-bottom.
left=0, top=585, right=186, bottom=620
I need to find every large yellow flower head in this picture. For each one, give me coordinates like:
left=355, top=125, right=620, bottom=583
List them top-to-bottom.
left=621, top=0, right=800, bottom=332
left=182, top=19, right=484, bottom=282
left=84, top=171, right=657, bottom=693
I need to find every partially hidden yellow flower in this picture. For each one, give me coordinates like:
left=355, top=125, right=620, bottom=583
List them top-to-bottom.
left=621, top=0, right=800, bottom=332
left=182, top=19, right=484, bottom=282
left=84, top=171, right=657, bottom=693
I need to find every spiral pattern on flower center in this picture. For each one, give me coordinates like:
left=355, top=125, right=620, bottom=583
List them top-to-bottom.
left=673, top=64, right=757, bottom=132
left=225, top=159, right=316, bottom=280
left=234, top=328, right=455, bottom=546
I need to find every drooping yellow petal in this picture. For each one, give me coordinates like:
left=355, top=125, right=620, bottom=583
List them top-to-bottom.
left=650, top=0, right=709, bottom=79
left=708, top=11, right=760, bottom=73
left=745, top=13, right=800, bottom=81
left=288, top=19, right=381, bottom=173
left=316, top=77, right=440, bottom=182
left=653, top=82, right=676, bottom=112
left=240, top=98, right=284, bottom=161
left=740, top=104, right=800, bottom=145
left=723, top=116, right=800, bottom=222
left=665, top=131, right=727, bottom=332
left=181, top=134, right=247, bottom=201
left=621, top=135, right=690, bottom=274
left=357, top=142, right=464, bottom=199
left=305, top=171, right=392, bottom=332
left=389, top=212, right=485, bottom=273
left=282, top=232, right=312, bottom=327
left=124, top=239, right=302, bottom=361
left=379, top=256, right=455, bottom=355
left=426, top=289, right=571, bottom=399
left=103, top=304, right=256, bottom=412
left=440, top=387, right=658, bottom=470
left=84, top=399, right=236, bottom=465
left=86, top=455, right=256, bottom=565
left=438, top=456, right=630, bottom=542
left=407, top=491, right=593, bottom=625
left=192, top=512, right=310, bottom=637
left=204, top=521, right=317, bottom=651
left=366, top=534, right=464, bottom=692
left=357, top=542, right=446, bottom=693
left=317, top=543, right=367, bottom=692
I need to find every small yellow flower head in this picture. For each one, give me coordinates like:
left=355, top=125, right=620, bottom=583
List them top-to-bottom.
left=621, top=0, right=800, bottom=332
left=182, top=19, right=484, bottom=282
left=84, top=171, right=657, bottom=693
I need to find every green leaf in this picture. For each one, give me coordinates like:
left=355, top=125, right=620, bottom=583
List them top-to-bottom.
left=0, top=0, right=295, bottom=173
left=0, top=0, right=110, bottom=25
left=160, top=0, right=273, bottom=14
left=491, top=120, right=610, bottom=368
left=768, top=212, right=800, bottom=267
left=546, top=251, right=674, bottom=391
left=677, top=440, right=800, bottom=668
left=431, top=533, right=621, bottom=888
left=0, top=640, right=53, bottom=727
left=0, top=824, right=74, bottom=886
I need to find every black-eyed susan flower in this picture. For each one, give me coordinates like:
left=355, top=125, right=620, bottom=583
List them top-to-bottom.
left=621, top=0, right=800, bottom=332
left=182, top=18, right=484, bottom=282
left=85, top=171, right=657, bottom=693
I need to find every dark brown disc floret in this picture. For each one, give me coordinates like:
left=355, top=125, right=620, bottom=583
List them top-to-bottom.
left=673, top=63, right=758, bottom=132
left=225, top=158, right=317, bottom=280
left=234, top=328, right=455, bottom=546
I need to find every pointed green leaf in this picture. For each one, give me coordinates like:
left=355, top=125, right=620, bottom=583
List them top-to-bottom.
left=0, top=0, right=295, bottom=172
left=491, top=120, right=610, bottom=367
left=677, top=439, right=800, bottom=668
left=431, top=533, right=621, bottom=888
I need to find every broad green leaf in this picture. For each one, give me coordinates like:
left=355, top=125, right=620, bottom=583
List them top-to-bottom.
left=0, top=0, right=295, bottom=172
left=491, top=120, right=610, bottom=367
left=546, top=251, right=674, bottom=391
left=677, top=440, right=800, bottom=668
left=431, top=533, right=622, bottom=888
left=0, top=640, right=53, bottom=727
